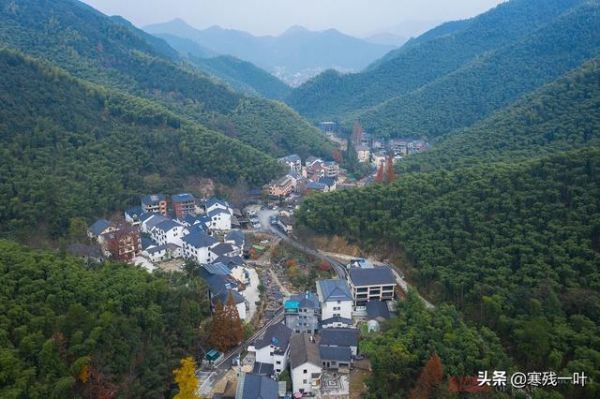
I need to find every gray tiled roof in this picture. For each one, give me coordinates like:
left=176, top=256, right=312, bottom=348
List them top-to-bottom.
left=172, top=193, right=195, bottom=203
left=141, top=194, right=166, bottom=205
left=89, top=219, right=111, bottom=236
left=154, top=219, right=181, bottom=232
left=182, top=229, right=217, bottom=248
left=225, top=229, right=245, bottom=246
left=211, top=242, right=235, bottom=256
left=348, top=266, right=396, bottom=286
left=317, top=279, right=352, bottom=302
left=212, top=289, right=245, bottom=305
left=287, top=292, right=320, bottom=310
left=366, top=300, right=391, bottom=320
left=320, top=316, right=352, bottom=326
left=255, top=322, right=292, bottom=351
left=319, top=328, right=359, bottom=348
left=290, top=333, right=321, bottom=369
left=319, top=346, right=352, bottom=363
left=252, top=362, right=274, bottom=376
left=236, top=373, right=278, bottom=399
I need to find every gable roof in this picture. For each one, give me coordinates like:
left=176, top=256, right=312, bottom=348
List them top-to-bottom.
left=279, top=154, right=301, bottom=163
left=318, top=176, right=336, bottom=187
left=306, top=181, right=327, bottom=190
left=172, top=193, right=195, bottom=203
left=141, top=194, right=166, bottom=205
left=205, top=197, right=229, bottom=209
left=124, top=206, right=143, bottom=218
left=208, top=208, right=231, bottom=218
left=144, top=214, right=170, bottom=230
left=89, top=219, right=111, bottom=236
left=154, top=219, right=182, bottom=232
left=182, top=229, right=217, bottom=248
left=225, top=229, right=245, bottom=246
left=211, top=242, right=236, bottom=256
left=145, top=245, right=168, bottom=255
left=214, top=255, right=245, bottom=268
left=203, top=262, right=231, bottom=276
left=348, top=266, right=396, bottom=286
left=317, top=279, right=352, bottom=302
left=212, top=289, right=245, bottom=306
left=366, top=300, right=391, bottom=320
left=320, top=316, right=352, bottom=326
left=255, top=322, right=292, bottom=351
left=319, top=328, right=359, bottom=348
left=290, top=333, right=321, bottom=370
left=319, top=345, right=352, bottom=363
left=236, top=373, right=278, bottom=399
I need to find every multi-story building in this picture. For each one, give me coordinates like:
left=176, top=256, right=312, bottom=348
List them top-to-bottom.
left=355, top=145, right=371, bottom=163
left=278, top=154, right=302, bottom=174
left=323, top=161, right=340, bottom=178
left=268, top=175, right=296, bottom=198
left=172, top=193, right=196, bottom=219
left=141, top=194, right=168, bottom=216
left=150, top=219, right=187, bottom=247
left=101, top=224, right=141, bottom=263
left=182, top=227, right=218, bottom=264
left=347, top=266, right=396, bottom=306
left=316, top=279, right=353, bottom=324
left=284, top=292, right=321, bottom=334
left=250, top=322, right=292, bottom=376
left=290, top=333, right=322, bottom=396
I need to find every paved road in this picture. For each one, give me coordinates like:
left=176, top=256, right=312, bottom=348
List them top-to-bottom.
left=258, top=209, right=434, bottom=309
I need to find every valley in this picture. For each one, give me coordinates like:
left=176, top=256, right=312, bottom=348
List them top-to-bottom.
left=0, top=0, right=598, bottom=398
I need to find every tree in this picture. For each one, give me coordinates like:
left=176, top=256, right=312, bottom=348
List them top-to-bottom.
left=351, top=120, right=364, bottom=147
left=385, top=155, right=395, bottom=184
left=375, top=164, right=385, bottom=183
left=68, top=217, right=88, bottom=243
left=224, top=292, right=244, bottom=348
left=208, top=300, right=227, bottom=351
left=409, top=353, right=444, bottom=399
left=173, top=357, right=200, bottom=399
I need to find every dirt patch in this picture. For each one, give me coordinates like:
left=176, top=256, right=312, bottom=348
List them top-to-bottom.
left=350, top=359, right=372, bottom=399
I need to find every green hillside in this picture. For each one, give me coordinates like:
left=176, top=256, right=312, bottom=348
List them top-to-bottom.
left=0, top=0, right=331, bottom=158
left=286, top=0, right=585, bottom=122
left=359, top=3, right=600, bottom=137
left=0, top=49, right=282, bottom=235
left=401, top=58, right=600, bottom=172
left=298, top=148, right=600, bottom=396
left=0, top=240, right=208, bottom=398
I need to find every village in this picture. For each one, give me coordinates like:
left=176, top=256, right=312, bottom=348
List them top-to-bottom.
left=76, top=125, right=427, bottom=399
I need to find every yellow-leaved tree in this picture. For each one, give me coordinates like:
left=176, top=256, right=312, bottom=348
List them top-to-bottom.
left=173, top=357, right=200, bottom=399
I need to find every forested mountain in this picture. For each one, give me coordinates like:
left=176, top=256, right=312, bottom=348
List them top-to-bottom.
left=0, top=0, right=332, bottom=158
left=286, top=0, right=586, bottom=122
left=359, top=2, right=600, bottom=137
left=144, top=19, right=396, bottom=85
left=150, top=32, right=291, bottom=100
left=0, top=49, right=282, bottom=235
left=401, top=58, right=600, bottom=172
left=298, top=148, right=600, bottom=396
left=0, top=240, right=208, bottom=398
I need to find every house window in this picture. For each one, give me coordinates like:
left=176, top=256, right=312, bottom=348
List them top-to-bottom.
left=276, top=360, right=281, bottom=365
left=303, top=369, right=307, bottom=374
left=303, top=379, right=307, bottom=384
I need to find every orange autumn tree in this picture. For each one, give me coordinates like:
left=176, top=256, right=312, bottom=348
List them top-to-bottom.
left=385, top=155, right=396, bottom=183
left=375, top=163, right=385, bottom=183
left=224, top=292, right=243, bottom=348
left=208, top=300, right=227, bottom=351
left=409, top=353, right=444, bottom=399
left=173, top=357, right=200, bottom=399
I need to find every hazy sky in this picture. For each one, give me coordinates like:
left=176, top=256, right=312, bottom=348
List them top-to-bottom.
left=81, top=0, right=504, bottom=37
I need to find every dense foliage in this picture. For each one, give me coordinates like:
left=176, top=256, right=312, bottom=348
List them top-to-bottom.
left=0, top=0, right=332, bottom=158
left=286, top=0, right=585, bottom=122
left=359, top=3, right=600, bottom=137
left=0, top=49, right=282, bottom=235
left=400, top=58, right=600, bottom=172
left=298, top=149, right=600, bottom=397
left=0, top=240, right=209, bottom=398
left=362, top=291, right=511, bottom=398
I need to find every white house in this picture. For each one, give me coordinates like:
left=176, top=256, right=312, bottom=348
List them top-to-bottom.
left=205, top=198, right=232, bottom=215
left=207, top=208, right=232, bottom=231
left=139, top=213, right=169, bottom=234
left=150, top=220, right=187, bottom=247
left=181, top=228, right=218, bottom=264
left=143, top=245, right=168, bottom=262
left=316, top=279, right=353, bottom=322
left=249, top=323, right=292, bottom=376
left=290, top=333, right=322, bottom=396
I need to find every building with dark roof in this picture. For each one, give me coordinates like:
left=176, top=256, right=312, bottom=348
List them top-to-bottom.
left=172, top=193, right=196, bottom=219
left=141, top=194, right=167, bottom=216
left=124, top=206, right=144, bottom=225
left=88, top=219, right=112, bottom=238
left=182, top=229, right=218, bottom=264
left=225, top=229, right=245, bottom=248
left=347, top=266, right=396, bottom=306
left=316, top=279, right=353, bottom=322
left=284, top=292, right=321, bottom=334
left=366, top=300, right=391, bottom=321
left=320, top=316, right=352, bottom=329
left=252, top=322, right=292, bottom=376
left=319, top=328, right=359, bottom=356
left=289, top=333, right=321, bottom=395
left=319, top=346, right=352, bottom=370
left=251, top=362, right=274, bottom=377
left=235, top=372, right=278, bottom=399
